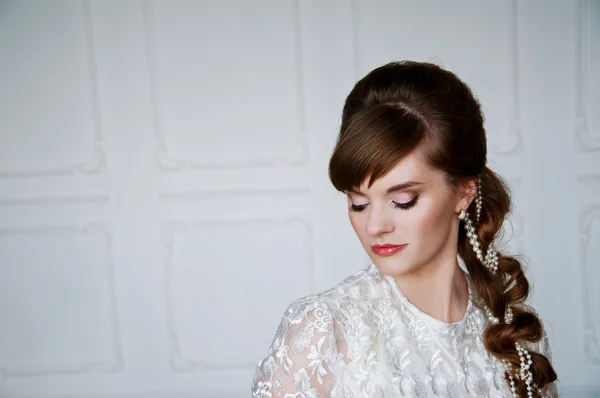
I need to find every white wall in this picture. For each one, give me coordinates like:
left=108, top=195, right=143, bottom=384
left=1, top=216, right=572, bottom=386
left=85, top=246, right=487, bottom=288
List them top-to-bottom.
left=0, top=0, right=598, bottom=397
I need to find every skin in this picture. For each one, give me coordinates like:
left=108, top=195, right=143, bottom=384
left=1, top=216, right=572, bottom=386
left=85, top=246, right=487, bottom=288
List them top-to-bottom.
left=344, top=150, right=477, bottom=324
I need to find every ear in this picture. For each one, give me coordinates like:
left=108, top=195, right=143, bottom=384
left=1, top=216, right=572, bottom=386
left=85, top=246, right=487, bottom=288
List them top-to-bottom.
left=455, top=178, right=477, bottom=213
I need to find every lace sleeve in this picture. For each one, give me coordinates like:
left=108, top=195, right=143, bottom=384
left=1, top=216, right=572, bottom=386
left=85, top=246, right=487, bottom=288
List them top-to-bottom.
left=251, top=300, right=346, bottom=398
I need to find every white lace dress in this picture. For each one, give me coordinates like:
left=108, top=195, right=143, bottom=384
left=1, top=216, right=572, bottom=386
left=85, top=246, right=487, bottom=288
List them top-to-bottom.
left=251, top=264, right=557, bottom=397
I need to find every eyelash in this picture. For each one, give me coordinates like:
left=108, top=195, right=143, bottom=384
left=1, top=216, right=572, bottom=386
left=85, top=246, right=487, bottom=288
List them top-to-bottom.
left=349, top=195, right=420, bottom=212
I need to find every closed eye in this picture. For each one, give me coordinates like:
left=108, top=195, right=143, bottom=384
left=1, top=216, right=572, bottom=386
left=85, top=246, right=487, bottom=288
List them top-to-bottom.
left=349, top=195, right=419, bottom=212
left=394, top=195, right=419, bottom=210
left=349, top=203, right=367, bottom=212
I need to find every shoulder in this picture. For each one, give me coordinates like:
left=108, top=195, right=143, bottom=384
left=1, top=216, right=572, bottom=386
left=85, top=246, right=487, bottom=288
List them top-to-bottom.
left=267, top=264, right=381, bottom=350
left=284, top=264, right=381, bottom=319
left=252, top=269, right=381, bottom=398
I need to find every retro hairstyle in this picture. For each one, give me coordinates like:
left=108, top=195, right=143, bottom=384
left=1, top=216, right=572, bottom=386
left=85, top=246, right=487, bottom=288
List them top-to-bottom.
left=328, top=61, right=557, bottom=396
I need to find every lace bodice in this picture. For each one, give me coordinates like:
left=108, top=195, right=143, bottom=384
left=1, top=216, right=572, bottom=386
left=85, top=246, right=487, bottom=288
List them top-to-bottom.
left=251, top=264, right=557, bottom=397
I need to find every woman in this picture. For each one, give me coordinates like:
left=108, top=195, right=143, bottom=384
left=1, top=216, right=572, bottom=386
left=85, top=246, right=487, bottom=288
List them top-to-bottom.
left=251, top=61, right=558, bottom=397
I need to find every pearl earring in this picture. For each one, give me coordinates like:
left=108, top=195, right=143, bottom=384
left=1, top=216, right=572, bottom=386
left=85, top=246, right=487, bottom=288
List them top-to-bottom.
left=475, top=177, right=483, bottom=224
left=458, top=209, right=499, bottom=273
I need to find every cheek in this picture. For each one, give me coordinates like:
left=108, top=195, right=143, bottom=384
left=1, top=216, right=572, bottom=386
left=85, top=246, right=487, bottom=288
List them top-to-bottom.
left=404, top=200, right=451, bottom=237
left=348, top=213, right=362, bottom=235
left=348, top=213, right=371, bottom=246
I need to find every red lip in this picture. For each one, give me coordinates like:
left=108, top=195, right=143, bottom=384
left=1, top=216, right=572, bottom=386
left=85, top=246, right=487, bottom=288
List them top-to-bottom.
left=371, top=244, right=408, bottom=257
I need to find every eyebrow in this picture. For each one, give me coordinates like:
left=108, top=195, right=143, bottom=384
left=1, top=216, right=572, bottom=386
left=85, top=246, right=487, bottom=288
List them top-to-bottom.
left=346, top=181, right=423, bottom=196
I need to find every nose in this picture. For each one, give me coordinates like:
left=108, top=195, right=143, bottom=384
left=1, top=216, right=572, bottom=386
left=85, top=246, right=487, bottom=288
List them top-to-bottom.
left=365, top=204, right=394, bottom=236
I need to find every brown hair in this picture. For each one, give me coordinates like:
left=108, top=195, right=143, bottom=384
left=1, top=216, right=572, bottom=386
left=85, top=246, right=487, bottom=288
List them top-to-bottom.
left=328, top=61, right=557, bottom=396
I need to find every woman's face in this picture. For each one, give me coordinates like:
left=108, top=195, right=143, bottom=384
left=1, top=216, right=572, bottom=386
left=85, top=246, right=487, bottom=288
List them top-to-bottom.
left=344, top=152, right=472, bottom=277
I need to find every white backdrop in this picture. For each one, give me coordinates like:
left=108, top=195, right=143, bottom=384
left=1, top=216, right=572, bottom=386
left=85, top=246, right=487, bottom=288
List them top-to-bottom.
left=0, top=1, right=599, bottom=397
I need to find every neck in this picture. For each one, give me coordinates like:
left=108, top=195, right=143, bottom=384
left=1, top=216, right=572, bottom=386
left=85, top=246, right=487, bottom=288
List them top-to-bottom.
left=393, top=251, right=469, bottom=324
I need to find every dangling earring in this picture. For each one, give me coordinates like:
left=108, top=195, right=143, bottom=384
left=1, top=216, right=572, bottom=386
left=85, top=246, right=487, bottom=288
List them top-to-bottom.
left=458, top=175, right=498, bottom=273
left=475, top=177, right=483, bottom=225
left=458, top=209, right=499, bottom=273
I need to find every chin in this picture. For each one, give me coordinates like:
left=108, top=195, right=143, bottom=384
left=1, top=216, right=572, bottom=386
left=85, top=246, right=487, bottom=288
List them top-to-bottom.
left=370, top=257, right=414, bottom=278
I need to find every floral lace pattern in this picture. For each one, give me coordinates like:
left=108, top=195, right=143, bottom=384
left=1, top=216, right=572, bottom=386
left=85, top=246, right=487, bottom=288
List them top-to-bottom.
left=251, top=265, right=557, bottom=397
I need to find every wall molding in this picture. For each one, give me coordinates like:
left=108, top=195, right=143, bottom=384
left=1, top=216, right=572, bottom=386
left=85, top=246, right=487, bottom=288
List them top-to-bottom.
left=0, top=0, right=106, bottom=178
left=142, top=0, right=308, bottom=171
left=350, top=0, right=522, bottom=155
left=493, top=0, right=522, bottom=155
left=575, top=0, right=599, bottom=151
left=578, top=174, right=600, bottom=184
left=159, top=186, right=309, bottom=201
left=0, top=195, right=110, bottom=206
left=579, top=205, right=600, bottom=363
left=161, top=215, right=314, bottom=372
left=0, top=224, right=123, bottom=375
